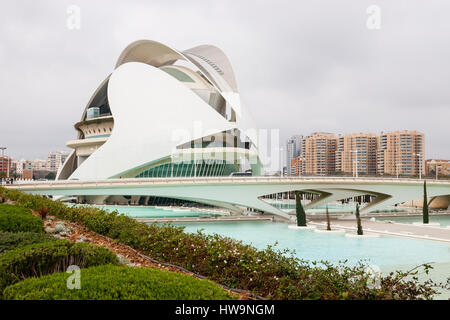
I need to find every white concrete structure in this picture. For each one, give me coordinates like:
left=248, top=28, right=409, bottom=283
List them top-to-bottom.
left=24, top=39, right=448, bottom=217
left=57, top=40, right=264, bottom=184
left=9, top=177, right=450, bottom=220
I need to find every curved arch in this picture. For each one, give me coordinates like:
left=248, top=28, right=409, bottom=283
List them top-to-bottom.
left=115, top=39, right=186, bottom=69
left=61, top=40, right=263, bottom=181
left=114, top=40, right=245, bottom=126
left=183, top=44, right=238, bottom=93
left=69, top=62, right=237, bottom=180
left=79, top=76, right=111, bottom=136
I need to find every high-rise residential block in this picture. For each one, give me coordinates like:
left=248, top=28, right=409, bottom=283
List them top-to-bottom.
left=376, top=130, right=425, bottom=176
left=301, top=132, right=336, bottom=176
left=335, top=133, right=377, bottom=176
left=286, top=135, right=302, bottom=176
left=46, top=151, right=69, bottom=172
left=290, top=156, right=303, bottom=176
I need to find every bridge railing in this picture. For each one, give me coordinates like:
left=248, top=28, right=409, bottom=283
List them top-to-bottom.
left=5, top=175, right=450, bottom=188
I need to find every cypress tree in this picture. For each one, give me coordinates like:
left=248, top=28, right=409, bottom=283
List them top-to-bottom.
left=423, top=180, right=429, bottom=224
left=295, top=191, right=307, bottom=227
left=356, top=204, right=363, bottom=235
left=326, top=205, right=331, bottom=231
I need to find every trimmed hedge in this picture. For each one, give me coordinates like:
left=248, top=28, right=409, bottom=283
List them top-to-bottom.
left=0, top=187, right=441, bottom=300
left=0, top=203, right=44, bottom=233
left=0, top=203, right=32, bottom=215
left=0, top=232, right=56, bottom=254
left=0, top=240, right=120, bottom=294
left=3, top=264, right=236, bottom=300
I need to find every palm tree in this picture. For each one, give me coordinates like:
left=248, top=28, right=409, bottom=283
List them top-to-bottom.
left=423, top=180, right=429, bottom=224
left=295, top=191, right=307, bottom=227
left=356, top=204, right=363, bottom=235
left=326, top=205, right=331, bottom=231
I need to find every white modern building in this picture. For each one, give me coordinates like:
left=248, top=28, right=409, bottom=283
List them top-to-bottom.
left=57, top=40, right=264, bottom=203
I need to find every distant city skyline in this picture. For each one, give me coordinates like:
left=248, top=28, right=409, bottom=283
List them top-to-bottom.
left=1, top=1, right=449, bottom=160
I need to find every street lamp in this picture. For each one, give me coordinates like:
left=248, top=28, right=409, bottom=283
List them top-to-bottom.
left=279, top=146, right=284, bottom=177
left=350, top=149, right=359, bottom=178
left=414, top=153, right=422, bottom=180
left=395, top=162, right=402, bottom=179
left=436, top=165, right=441, bottom=180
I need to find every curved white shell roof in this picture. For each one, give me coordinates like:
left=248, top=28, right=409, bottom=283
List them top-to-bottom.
left=60, top=40, right=262, bottom=180
left=69, top=62, right=237, bottom=180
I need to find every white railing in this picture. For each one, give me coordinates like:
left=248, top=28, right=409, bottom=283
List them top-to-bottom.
left=6, top=175, right=450, bottom=189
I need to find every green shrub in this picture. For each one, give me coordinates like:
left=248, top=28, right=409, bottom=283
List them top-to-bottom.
left=0, top=187, right=442, bottom=300
left=0, top=203, right=32, bottom=215
left=0, top=204, right=44, bottom=233
left=0, top=232, right=56, bottom=254
left=0, top=240, right=120, bottom=294
left=3, top=264, right=236, bottom=300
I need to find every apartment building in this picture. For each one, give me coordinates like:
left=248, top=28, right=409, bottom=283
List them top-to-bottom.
left=377, top=130, right=425, bottom=176
left=301, top=132, right=336, bottom=176
left=335, top=133, right=377, bottom=176
left=286, top=135, right=303, bottom=176
left=46, top=151, right=69, bottom=172
left=0, top=156, right=11, bottom=178
left=290, top=156, right=303, bottom=176
left=12, top=158, right=33, bottom=177
left=32, top=159, right=48, bottom=171
left=426, top=159, right=450, bottom=176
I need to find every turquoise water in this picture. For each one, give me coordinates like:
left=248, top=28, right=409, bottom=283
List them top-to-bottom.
left=269, top=201, right=406, bottom=214
left=68, top=203, right=450, bottom=297
left=67, top=204, right=221, bottom=218
left=71, top=204, right=450, bottom=268
left=376, top=215, right=450, bottom=227
left=174, top=221, right=450, bottom=267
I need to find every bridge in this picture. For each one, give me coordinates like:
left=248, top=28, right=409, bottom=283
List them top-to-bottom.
left=5, top=176, right=450, bottom=220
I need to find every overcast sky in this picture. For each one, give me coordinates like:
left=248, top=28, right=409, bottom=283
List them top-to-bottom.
left=0, top=0, right=449, bottom=161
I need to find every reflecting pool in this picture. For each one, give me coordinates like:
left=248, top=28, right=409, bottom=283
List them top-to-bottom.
left=68, top=204, right=222, bottom=218
left=376, top=215, right=450, bottom=227
left=174, top=221, right=450, bottom=267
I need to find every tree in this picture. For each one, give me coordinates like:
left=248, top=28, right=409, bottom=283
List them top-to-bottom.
left=45, top=172, right=56, bottom=180
left=423, top=180, right=429, bottom=224
left=295, top=191, right=307, bottom=227
left=356, top=204, right=363, bottom=235
left=326, top=205, right=331, bottom=231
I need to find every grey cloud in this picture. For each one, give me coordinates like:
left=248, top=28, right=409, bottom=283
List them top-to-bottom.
left=0, top=0, right=448, bottom=160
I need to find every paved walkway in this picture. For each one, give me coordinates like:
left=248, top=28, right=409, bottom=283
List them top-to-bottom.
left=135, top=216, right=273, bottom=223
left=310, top=219, right=450, bottom=243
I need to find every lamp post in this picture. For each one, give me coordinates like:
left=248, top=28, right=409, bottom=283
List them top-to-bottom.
left=280, top=146, right=284, bottom=177
left=350, top=149, right=359, bottom=178
left=414, top=153, right=422, bottom=180
left=396, top=162, right=402, bottom=179
left=436, top=165, right=441, bottom=180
